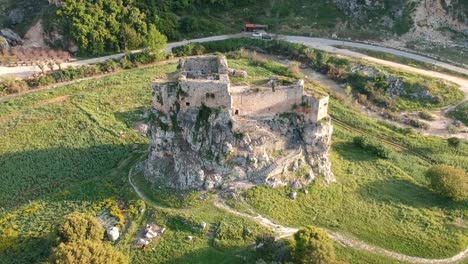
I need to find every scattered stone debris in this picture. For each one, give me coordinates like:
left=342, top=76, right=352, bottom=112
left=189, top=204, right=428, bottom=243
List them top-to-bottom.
left=135, top=223, right=165, bottom=248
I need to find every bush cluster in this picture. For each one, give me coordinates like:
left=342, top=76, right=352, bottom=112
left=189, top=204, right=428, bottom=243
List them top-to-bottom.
left=407, top=118, right=430, bottom=129
left=353, top=136, right=391, bottom=159
left=425, top=165, right=467, bottom=201
left=51, top=212, right=127, bottom=264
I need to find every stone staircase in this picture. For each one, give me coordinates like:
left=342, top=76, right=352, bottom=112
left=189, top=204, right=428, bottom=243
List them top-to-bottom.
left=255, top=147, right=303, bottom=180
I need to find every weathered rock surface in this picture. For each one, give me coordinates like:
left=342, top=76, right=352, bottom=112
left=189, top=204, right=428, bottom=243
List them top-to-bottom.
left=8, top=8, right=25, bottom=25
left=0, top=28, right=22, bottom=46
left=0, top=36, right=9, bottom=49
left=144, top=106, right=334, bottom=190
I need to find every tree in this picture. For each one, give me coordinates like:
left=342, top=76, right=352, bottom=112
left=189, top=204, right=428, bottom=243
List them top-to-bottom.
left=146, top=24, right=167, bottom=53
left=425, top=165, right=468, bottom=201
left=58, top=213, right=103, bottom=243
left=293, top=226, right=336, bottom=264
left=51, top=240, right=127, bottom=264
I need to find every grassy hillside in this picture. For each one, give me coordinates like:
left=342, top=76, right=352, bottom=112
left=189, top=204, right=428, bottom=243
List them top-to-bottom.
left=0, top=57, right=467, bottom=263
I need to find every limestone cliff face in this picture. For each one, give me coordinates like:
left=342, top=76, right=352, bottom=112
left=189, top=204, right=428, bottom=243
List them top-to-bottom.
left=144, top=107, right=334, bottom=190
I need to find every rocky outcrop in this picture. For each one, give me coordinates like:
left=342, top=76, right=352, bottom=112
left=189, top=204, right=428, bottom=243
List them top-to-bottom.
left=0, top=28, right=22, bottom=46
left=144, top=106, right=334, bottom=190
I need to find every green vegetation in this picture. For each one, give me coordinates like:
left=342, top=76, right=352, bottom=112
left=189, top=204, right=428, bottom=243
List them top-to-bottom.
left=54, top=0, right=166, bottom=55
left=0, top=51, right=165, bottom=97
left=448, top=101, right=468, bottom=126
left=352, top=136, right=391, bottom=159
left=425, top=165, right=468, bottom=201
left=52, top=212, right=127, bottom=263
left=58, top=213, right=103, bottom=243
left=293, top=226, right=337, bottom=264
left=51, top=240, right=127, bottom=264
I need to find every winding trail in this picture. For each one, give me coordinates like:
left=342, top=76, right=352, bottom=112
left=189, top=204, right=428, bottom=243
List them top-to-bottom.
left=128, top=167, right=468, bottom=264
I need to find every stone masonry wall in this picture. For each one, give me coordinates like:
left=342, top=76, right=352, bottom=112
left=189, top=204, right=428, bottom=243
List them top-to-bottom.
left=179, top=80, right=232, bottom=111
left=232, top=85, right=304, bottom=116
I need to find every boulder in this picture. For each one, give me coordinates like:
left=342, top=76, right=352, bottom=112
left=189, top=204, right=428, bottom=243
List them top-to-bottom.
left=0, top=28, right=22, bottom=46
left=291, top=180, right=302, bottom=190
left=289, top=191, right=297, bottom=200
left=200, top=221, right=207, bottom=229
left=107, top=227, right=120, bottom=242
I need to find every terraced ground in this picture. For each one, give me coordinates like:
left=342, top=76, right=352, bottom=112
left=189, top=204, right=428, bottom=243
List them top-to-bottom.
left=0, top=57, right=466, bottom=264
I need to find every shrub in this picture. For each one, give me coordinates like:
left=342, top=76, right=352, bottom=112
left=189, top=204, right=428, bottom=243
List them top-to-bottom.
left=172, top=43, right=206, bottom=57
left=118, top=56, right=136, bottom=69
left=97, top=60, right=118, bottom=73
left=288, top=61, right=302, bottom=79
left=0, top=78, right=28, bottom=94
left=382, top=110, right=401, bottom=122
left=418, top=110, right=435, bottom=121
left=407, top=118, right=430, bottom=129
left=352, top=136, right=391, bottom=159
left=447, top=137, right=461, bottom=148
left=425, top=165, right=468, bottom=201
left=58, top=213, right=103, bottom=243
left=293, top=226, right=336, bottom=264
left=51, top=240, right=127, bottom=264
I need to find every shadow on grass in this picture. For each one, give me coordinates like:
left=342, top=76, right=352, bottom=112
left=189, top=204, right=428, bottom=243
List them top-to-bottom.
left=333, top=141, right=379, bottom=162
left=0, top=143, right=147, bottom=210
left=358, top=178, right=468, bottom=210
left=1, top=236, right=53, bottom=264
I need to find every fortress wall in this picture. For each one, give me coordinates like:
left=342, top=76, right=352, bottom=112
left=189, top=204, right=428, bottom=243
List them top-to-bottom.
left=181, top=57, right=222, bottom=74
left=179, top=80, right=232, bottom=111
left=152, top=81, right=179, bottom=113
left=232, top=85, right=303, bottom=116
left=302, top=95, right=329, bottom=122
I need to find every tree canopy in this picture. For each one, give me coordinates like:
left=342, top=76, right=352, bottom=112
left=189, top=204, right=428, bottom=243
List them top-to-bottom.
left=58, top=0, right=167, bottom=55
left=58, top=212, right=103, bottom=243
left=293, top=226, right=336, bottom=264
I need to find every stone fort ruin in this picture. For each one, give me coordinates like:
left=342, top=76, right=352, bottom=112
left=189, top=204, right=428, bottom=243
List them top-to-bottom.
left=145, top=55, right=333, bottom=190
left=153, top=55, right=329, bottom=123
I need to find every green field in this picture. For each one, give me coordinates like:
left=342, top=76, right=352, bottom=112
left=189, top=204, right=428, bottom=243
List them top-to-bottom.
left=0, top=58, right=467, bottom=263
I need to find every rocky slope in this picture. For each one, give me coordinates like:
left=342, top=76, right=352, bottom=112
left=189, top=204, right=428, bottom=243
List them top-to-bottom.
left=144, top=107, right=334, bottom=190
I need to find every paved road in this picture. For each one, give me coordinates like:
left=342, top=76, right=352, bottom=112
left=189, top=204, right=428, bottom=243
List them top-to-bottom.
left=1, top=33, right=467, bottom=79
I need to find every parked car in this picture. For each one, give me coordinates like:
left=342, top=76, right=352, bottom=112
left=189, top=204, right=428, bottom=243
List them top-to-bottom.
left=252, top=32, right=262, bottom=38
left=262, top=34, right=272, bottom=40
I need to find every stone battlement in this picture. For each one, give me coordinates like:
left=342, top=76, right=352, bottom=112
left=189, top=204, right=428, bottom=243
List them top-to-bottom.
left=152, top=55, right=329, bottom=122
